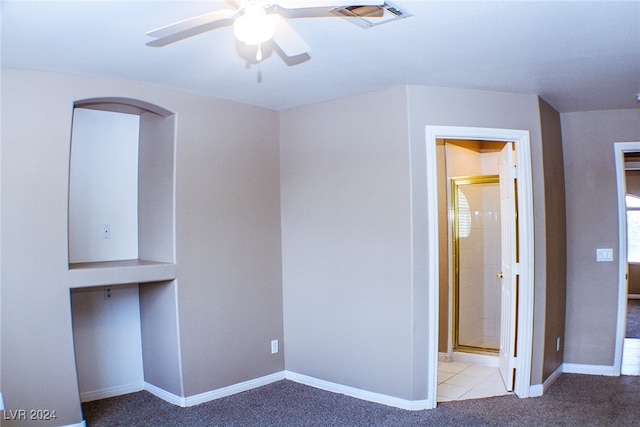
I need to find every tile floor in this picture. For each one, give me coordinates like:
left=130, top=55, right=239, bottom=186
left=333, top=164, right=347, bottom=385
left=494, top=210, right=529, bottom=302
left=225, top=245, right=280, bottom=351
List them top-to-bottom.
left=437, top=360, right=509, bottom=402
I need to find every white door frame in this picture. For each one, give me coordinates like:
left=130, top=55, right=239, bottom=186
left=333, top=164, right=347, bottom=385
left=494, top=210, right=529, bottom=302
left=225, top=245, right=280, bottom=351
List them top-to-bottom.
left=425, top=126, right=534, bottom=407
left=613, top=142, right=640, bottom=375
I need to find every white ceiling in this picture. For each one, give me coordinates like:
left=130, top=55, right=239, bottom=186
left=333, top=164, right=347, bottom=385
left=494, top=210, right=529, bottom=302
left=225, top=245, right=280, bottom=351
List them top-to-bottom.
left=2, top=0, right=639, bottom=112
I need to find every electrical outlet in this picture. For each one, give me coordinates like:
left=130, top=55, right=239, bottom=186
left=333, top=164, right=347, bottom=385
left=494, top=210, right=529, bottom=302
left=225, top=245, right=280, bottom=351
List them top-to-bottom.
left=102, top=224, right=111, bottom=239
left=596, top=248, right=613, bottom=262
left=104, top=287, right=112, bottom=299
left=271, top=339, right=278, bottom=354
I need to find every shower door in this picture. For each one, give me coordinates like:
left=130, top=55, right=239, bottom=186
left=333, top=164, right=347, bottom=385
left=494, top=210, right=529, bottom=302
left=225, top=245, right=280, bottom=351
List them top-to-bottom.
left=451, top=175, right=501, bottom=353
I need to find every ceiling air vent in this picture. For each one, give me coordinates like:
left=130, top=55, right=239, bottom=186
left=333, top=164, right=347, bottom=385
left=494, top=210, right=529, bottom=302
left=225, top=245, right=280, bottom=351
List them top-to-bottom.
left=331, top=2, right=411, bottom=28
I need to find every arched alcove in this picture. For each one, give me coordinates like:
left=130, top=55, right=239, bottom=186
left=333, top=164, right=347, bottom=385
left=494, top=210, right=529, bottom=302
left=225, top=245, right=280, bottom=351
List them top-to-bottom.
left=69, top=98, right=182, bottom=403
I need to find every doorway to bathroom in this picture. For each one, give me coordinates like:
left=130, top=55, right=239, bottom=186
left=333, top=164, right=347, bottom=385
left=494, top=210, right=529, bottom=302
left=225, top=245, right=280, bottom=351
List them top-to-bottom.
left=425, top=126, right=535, bottom=407
left=438, top=139, right=513, bottom=402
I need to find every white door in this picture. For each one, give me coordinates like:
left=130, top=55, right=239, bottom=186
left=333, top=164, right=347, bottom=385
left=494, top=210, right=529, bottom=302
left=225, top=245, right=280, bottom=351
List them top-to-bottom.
left=498, top=142, right=517, bottom=391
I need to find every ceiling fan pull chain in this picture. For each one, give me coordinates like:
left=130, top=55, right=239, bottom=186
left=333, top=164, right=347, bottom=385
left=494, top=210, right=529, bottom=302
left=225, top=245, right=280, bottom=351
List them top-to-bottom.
left=256, top=44, right=263, bottom=61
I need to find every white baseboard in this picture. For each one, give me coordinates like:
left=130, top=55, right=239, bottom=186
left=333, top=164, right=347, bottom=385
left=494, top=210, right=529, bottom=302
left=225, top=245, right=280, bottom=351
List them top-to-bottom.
left=629, top=294, right=640, bottom=299
left=562, top=363, right=617, bottom=376
left=529, top=364, right=562, bottom=397
left=284, top=370, right=432, bottom=410
left=83, top=371, right=439, bottom=411
left=144, top=371, right=285, bottom=408
left=185, top=371, right=285, bottom=407
left=145, top=381, right=186, bottom=407
left=80, top=382, right=144, bottom=403
left=528, top=383, right=543, bottom=397
left=62, top=422, right=86, bottom=427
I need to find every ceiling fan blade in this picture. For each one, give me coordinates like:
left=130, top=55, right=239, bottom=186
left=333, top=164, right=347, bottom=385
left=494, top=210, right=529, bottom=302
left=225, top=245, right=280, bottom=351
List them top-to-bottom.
left=273, top=0, right=384, bottom=9
left=146, top=9, right=237, bottom=39
left=272, top=14, right=310, bottom=57
left=146, top=18, right=235, bottom=47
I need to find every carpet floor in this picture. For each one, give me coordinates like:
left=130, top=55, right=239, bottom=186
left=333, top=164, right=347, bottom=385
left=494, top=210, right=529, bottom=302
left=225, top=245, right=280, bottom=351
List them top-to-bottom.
left=627, top=299, right=640, bottom=338
left=82, top=374, right=640, bottom=426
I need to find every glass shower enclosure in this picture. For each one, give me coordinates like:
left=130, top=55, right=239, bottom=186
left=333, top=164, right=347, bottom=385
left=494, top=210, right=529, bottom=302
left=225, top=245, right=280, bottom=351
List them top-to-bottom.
left=451, top=175, right=501, bottom=353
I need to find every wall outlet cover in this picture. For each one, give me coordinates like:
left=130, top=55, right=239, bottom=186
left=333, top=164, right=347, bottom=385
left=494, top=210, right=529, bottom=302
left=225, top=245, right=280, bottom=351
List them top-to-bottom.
left=596, top=248, right=613, bottom=262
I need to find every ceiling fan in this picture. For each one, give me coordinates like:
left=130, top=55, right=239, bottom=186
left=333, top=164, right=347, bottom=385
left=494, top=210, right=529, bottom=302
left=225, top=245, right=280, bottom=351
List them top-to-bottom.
left=146, top=0, right=386, bottom=61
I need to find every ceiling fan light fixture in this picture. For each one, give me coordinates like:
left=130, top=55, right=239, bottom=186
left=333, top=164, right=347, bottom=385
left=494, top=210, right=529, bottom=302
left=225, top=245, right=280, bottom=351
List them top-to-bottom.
left=233, top=5, right=276, bottom=45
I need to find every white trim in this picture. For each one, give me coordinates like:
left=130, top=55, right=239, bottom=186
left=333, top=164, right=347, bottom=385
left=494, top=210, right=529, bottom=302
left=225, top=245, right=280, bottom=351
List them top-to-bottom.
left=425, top=125, right=441, bottom=410
left=425, top=126, right=534, bottom=400
left=614, top=142, right=640, bottom=376
left=172, top=280, right=186, bottom=398
left=629, top=294, right=640, bottom=300
left=562, top=362, right=618, bottom=376
left=529, top=364, right=563, bottom=397
left=138, top=369, right=447, bottom=411
left=285, top=371, right=430, bottom=410
left=144, top=372, right=285, bottom=408
left=184, top=372, right=284, bottom=407
left=144, top=381, right=186, bottom=407
left=80, top=382, right=144, bottom=403
left=529, top=383, right=543, bottom=397
left=62, top=422, right=87, bottom=427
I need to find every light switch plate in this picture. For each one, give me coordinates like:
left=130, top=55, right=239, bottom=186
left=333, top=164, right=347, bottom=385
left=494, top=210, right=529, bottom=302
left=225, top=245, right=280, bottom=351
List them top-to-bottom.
left=596, top=248, right=613, bottom=262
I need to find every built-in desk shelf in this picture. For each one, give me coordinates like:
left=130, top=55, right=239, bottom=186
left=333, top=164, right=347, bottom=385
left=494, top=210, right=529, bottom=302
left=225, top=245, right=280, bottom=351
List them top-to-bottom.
left=69, top=259, right=176, bottom=288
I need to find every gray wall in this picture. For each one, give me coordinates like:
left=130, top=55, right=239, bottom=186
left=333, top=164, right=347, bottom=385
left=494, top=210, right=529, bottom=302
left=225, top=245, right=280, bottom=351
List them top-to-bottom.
left=1, top=69, right=284, bottom=425
left=280, top=84, right=567, bottom=403
left=280, top=87, right=416, bottom=400
left=538, top=98, right=567, bottom=380
left=562, top=108, right=640, bottom=365
left=629, top=265, right=640, bottom=295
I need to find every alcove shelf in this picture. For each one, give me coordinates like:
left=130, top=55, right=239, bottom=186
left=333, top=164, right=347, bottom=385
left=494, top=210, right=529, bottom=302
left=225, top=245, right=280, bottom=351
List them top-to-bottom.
left=69, top=260, right=176, bottom=288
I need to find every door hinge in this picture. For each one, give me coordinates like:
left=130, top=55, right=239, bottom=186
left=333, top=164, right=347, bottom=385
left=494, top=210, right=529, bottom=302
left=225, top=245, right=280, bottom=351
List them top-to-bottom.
left=510, top=165, right=517, bottom=179
left=513, top=262, right=520, bottom=275
left=510, top=356, right=518, bottom=369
